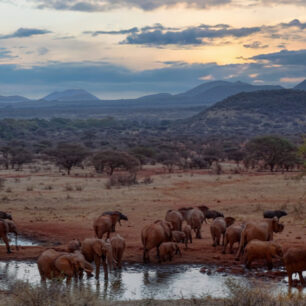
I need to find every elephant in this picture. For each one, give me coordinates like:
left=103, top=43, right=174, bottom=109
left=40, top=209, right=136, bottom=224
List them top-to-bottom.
left=197, top=205, right=209, bottom=223
left=178, top=207, right=204, bottom=239
left=205, top=209, right=224, bottom=221
left=165, top=210, right=184, bottom=231
left=263, top=210, right=287, bottom=220
left=0, top=211, right=12, bottom=220
left=101, top=211, right=128, bottom=232
left=93, top=215, right=113, bottom=239
left=210, top=217, right=235, bottom=247
left=235, top=217, right=284, bottom=260
left=0, top=219, right=12, bottom=253
left=5, top=220, right=18, bottom=251
left=141, top=220, right=173, bottom=263
left=183, top=224, right=192, bottom=246
left=222, top=224, right=244, bottom=254
left=171, top=230, right=187, bottom=248
left=110, top=234, right=126, bottom=269
left=81, top=238, right=113, bottom=280
left=67, top=239, right=81, bottom=253
left=244, top=240, right=283, bottom=270
left=159, top=242, right=182, bottom=262
left=283, top=247, right=306, bottom=287
left=37, top=249, right=93, bottom=282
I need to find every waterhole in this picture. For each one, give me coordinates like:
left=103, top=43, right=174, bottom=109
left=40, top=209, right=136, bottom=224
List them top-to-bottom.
left=0, top=261, right=305, bottom=300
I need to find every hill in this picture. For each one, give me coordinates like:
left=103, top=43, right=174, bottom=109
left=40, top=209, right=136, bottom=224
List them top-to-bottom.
left=295, top=80, right=306, bottom=90
left=176, top=81, right=283, bottom=105
left=43, top=89, right=100, bottom=102
left=173, top=90, right=306, bottom=138
left=0, top=95, right=30, bottom=103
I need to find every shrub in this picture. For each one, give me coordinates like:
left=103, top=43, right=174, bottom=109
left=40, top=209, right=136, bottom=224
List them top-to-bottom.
left=105, top=173, right=138, bottom=188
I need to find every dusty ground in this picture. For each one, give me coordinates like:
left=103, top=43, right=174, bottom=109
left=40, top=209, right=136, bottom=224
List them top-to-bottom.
left=0, top=163, right=305, bottom=276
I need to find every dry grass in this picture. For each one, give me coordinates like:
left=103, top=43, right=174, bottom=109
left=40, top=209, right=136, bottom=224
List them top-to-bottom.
left=0, top=162, right=305, bottom=249
left=1, top=280, right=305, bottom=306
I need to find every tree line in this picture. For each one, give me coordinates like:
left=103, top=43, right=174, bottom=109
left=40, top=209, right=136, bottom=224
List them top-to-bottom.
left=0, top=135, right=305, bottom=175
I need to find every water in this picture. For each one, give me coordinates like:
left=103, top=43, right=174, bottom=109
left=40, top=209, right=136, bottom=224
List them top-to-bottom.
left=0, top=234, right=41, bottom=246
left=0, top=261, right=304, bottom=300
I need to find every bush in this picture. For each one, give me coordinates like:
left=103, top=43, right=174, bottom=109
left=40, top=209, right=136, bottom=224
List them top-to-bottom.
left=105, top=173, right=138, bottom=188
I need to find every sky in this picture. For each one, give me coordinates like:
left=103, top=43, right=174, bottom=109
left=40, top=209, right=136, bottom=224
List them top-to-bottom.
left=0, top=0, right=305, bottom=99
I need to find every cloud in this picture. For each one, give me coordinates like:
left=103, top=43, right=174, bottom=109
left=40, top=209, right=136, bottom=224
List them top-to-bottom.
left=25, top=0, right=231, bottom=12
left=259, top=0, right=306, bottom=6
left=86, top=18, right=305, bottom=46
left=121, top=24, right=261, bottom=46
left=84, top=27, right=139, bottom=36
left=0, top=28, right=52, bottom=40
left=243, top=41, right=268, bottom=49
left=38, top=47, right=49, bottom=55
left=0, top=48, right=16, bottom=59
left=251, top=49, right=306, bottom=66
left=0, top=50, right=305, bottom=97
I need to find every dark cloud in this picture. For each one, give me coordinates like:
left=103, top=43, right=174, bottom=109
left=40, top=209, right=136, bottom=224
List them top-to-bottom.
left=28, top=0, right=231, bottom=12
left=86, top=18, right=305, bottom=46
left=280, top=19, right=306, bottom=30
left=121, top=25, right=260, bottom=46
left=84, top=27, right=139, bottom=36
left=0, top=28, right=51, bottom=40
left=243, top=41, right=268, bottom=49
left=251, top=49, right=306, bottom=66
left=0, top=50, right=305, bottom=97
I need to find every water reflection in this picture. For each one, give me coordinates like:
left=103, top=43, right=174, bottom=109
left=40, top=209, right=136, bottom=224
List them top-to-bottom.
left=0, top=234, right=40, bottom=246
left=0, top=261, right=305, bottom=300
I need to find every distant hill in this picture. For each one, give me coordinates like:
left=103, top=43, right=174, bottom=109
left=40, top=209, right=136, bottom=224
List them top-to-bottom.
left=295, top=80, right=306, bottom=90
left=176, top=81, right=283, bottom=105
left=43, top=89, right=100, bottom=102
left=173, top=90, right=306, bottom=137
left=0, top=95, right=30, bottom=103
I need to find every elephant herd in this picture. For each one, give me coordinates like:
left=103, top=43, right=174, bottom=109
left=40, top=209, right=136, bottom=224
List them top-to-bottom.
left=141, top=206, right=306, bottom=287
left=0, top=207, right=305, bottom=288
left=37, top=211, right=127, bottom=282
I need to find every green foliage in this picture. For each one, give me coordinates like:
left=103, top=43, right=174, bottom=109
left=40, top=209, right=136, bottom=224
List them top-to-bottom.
left=245, top=136, right=298, bottom=171
left=46, top=143, right=88, bottom=174
left=92, top=151, right=140, bottom=175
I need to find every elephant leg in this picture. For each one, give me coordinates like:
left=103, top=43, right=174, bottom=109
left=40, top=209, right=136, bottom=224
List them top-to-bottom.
left=107, top=231, right=110, bottom=239
left=221, top=234, right=225, bottom=246
left=2, top=235, right=11, bottom=253
left=190, top=235, right=192, bottom=244
left=229, top=242, right=234, bottom=254
left=156, top=246, right=160, bottom=260
left=143, top=249, right=147, bottom=263
left=94, top=255, right=100, bottom=280
left=101, top=255, right=108, bottom=280
left=266, top=255, right=273, bottom=270
left=288, top=272, right=293, bottom=287
left=298, top=272, right=305, bottom=285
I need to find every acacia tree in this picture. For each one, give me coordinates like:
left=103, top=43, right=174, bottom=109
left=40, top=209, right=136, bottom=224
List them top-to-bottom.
left=245, top=136, right=297, bottom=172
left=47, top=143, right=88, bottom=175
left=92, top=151, right=140, bottom=175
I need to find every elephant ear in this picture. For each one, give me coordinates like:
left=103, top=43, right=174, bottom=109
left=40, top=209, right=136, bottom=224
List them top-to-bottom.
left=93, top=240, right=103, bottom=257
left=55, top=255, right=74, bottom=276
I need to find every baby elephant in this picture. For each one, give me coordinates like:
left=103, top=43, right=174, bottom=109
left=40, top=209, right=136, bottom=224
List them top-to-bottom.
left=263, top=210, right=287, bottom=220
left=210, top=217, right=235, bottom=247
left=222, top=224, right=244, bottom=254
left=183, top=225, right=192, bottom=247
left=172, top=231, right=187, bottom=248
left=110, top=234, right=126, bottom=269
left=244, top=240, right=283, bottom=270
left=159, top=242, right=182, bottom=262
left=283, top=247, right=306, bottom=287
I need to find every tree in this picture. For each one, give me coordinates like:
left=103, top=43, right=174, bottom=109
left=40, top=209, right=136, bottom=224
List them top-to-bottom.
left=245, top=136, right=297, bottom=172
left=47, top=143, right=88, bottom=175
left=92, top=151, right=140, bottom=175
